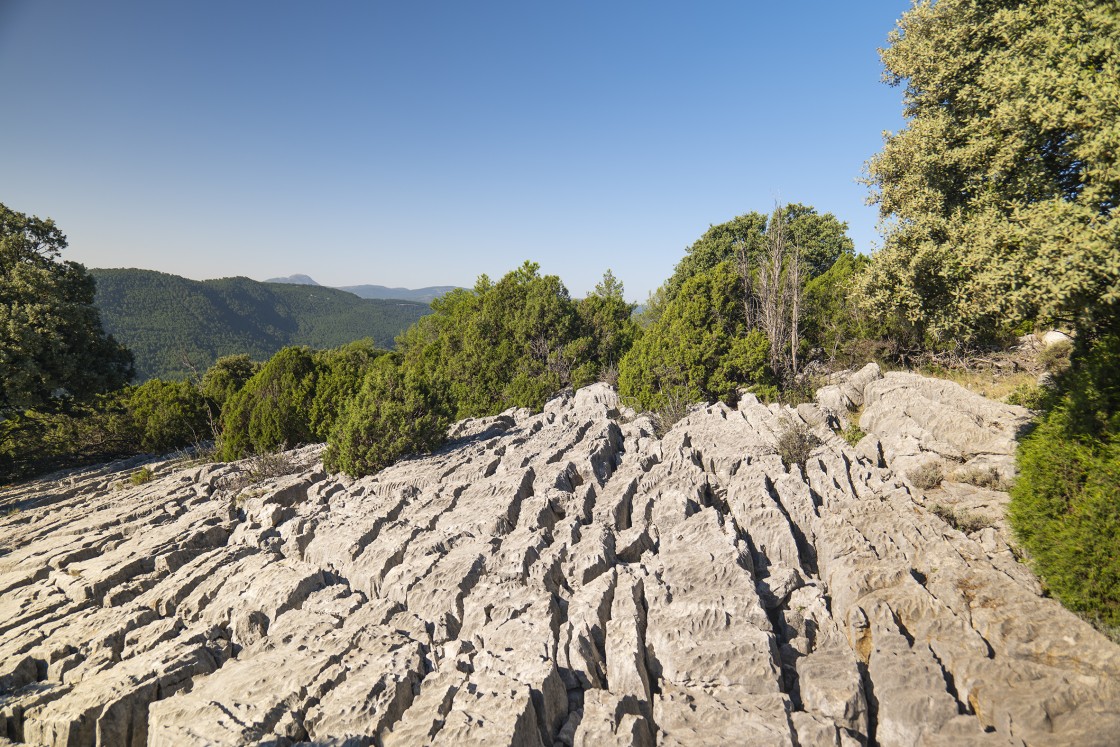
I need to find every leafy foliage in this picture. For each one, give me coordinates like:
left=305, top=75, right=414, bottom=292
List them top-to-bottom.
left=861, top=0, right=1120, bottom=345
left=0, top=204, right=133, bottom=416
left=648, top=205, right=854, bottom=319
left=802, top=253, right=887, bottom=365
left=397, top=262, right=601, bottom=419
left=619, top=262, right=773, bottom=411
left=326, top=263, right=637, bottom=476
left=90, top=268, right=430, bottom=380
left=576, top=270, right=640, bottom=378
left=1010, top=318, right=1120, bottom=626
left=308, top=340, right=387, bottom=440
left=218, top=347, right=320, bottom=460
left=200, top=354, right=260, bottom=411
left=323, top=355, right=450, bottom=476
left=1, top=378, right=208, bottom=480
left=127, top=379, right=210, bottom=452
left=1011, top=412, right=1120, bottom=626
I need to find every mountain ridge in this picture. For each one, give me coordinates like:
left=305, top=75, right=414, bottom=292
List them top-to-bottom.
left=90, top=268, right=431, bottom=381
left=263, top=273, right=462, bottom=303
left=263, top=274, right=320, bottom=286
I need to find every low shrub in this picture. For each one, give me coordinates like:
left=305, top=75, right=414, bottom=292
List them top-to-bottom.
left=1010, top=320, right=1120, bottom=628
left=1038, top=338, right=1073, bottom=375
left=219, top=347, right=319, bottom=460
left=324, top=356, right=450, bottom=477
left=127, top=379, right=210, bottom=452
left=1005, top=381, right=1046, bottom=409
left=1010, top=409, right=1120, bottom=627
left=777, top=419, right=820, bottom=471
left=842, top=420, right=866, bottom=447
left=907, top=460, right=944, bottom=490
left=950, top=465, right=1007, bottom=491
left=130, top=467, right=154, bottom=485
left=928, top=502, right=988, bottom=534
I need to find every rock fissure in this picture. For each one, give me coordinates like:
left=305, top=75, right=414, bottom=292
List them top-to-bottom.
left=2, top=380, right=1120, bottom=745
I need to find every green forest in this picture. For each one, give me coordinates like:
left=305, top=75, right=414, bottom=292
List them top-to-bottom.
left=2, top=0, right=1117, bottom=631
left=90, top=268, right=431, bottom=380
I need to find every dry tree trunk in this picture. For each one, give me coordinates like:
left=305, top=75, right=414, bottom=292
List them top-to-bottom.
left=757, top=206, right=790, bottom=380
left=788, top=227, right=802, bottom=378
left=735, top=237, right=759, bottom=329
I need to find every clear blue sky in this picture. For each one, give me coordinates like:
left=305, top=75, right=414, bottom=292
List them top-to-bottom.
left=1, top=1, right=907, bottom=301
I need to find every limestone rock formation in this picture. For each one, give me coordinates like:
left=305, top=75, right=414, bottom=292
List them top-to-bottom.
left=2, top=381, right=1119, bottom=746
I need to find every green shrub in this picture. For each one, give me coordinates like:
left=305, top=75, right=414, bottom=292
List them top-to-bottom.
left=802, top=253, right=884, bottom=366
left=619, top=262, right=773, bottom=411
left=1010, top=319, right=1120, bottom=627
left=309, top=340, right=386, bottom=439
left=219, top=347, right=319, bottom=460
left=200, top=354, right=260, bottom=412
left=324, top=356, right=450, bottom=477
left=1, top=378, right=210, bottom=480
left=127, top=379, right=210, bottom=452
left=1005, top=381, right=1046, bottom=409
left=1011, top=411, right=1120, bottom=625
left=777, top=419, right=820, bottom=472
left=842, top=421, right=866, bottom=447
left=130, top=467, right=154, bottom=485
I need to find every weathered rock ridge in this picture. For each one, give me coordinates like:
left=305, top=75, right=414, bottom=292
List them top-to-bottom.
left=2, top=377, right=1119, bottom=746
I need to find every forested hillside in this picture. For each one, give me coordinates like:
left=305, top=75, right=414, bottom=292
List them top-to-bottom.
left=90, top=269, right=430, bottom=380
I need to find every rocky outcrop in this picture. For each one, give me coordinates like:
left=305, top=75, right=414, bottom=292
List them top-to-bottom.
left=859, top=371, right=1032, bottom=482
left=2, top=381, right=1119, bottom=746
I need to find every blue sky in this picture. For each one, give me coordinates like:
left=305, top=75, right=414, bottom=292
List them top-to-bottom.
left=1, top=1, right=907, bottom=300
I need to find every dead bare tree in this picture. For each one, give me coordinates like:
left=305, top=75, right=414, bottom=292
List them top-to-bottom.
left=743, top=204, right=807, bottom=385
left=756, top=205, right=791, bottom=380
left=787, top=222, right=803, bottom=378
left=734, top=236, right=759, bottom=329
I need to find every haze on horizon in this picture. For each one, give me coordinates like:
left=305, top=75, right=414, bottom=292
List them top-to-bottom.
left=0, top=1, right=906, bottom=301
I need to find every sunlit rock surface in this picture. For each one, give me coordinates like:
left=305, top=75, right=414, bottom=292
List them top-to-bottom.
left=2, top=381, right=1118, bottom=746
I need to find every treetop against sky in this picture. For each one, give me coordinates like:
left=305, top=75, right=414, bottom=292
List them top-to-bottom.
left=0, top=1, right=906, bottom=300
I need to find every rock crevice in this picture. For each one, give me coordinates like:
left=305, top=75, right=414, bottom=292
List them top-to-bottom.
left=2, top=380, right=1119, bottom=746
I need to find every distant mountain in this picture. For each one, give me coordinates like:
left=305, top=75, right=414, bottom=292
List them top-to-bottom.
left=90, top=269, right=431, bottom=381
left=263, top=274, right=461, bottom=303
left=264, top=274, right=320, bottom=285
left=338, top=284, right=462, bottom=303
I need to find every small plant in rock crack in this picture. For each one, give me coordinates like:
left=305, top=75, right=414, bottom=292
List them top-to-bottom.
left=651, top=386, right=692, bottom=439
left=777, top=418, right=821, bottom=471
left=841, top=421, right=866, bottom=447
left=219, top=450, right=300, bottom=491
left=907, top=460, right=944, bottom=490
left=950, top=465, right=1009, bottom=491
left=129, top=467, right=154, bottom=486
left=929, top=502, right=988, bottom=534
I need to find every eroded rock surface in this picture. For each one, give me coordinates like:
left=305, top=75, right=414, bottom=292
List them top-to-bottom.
left=2, top=382, right=1119, bottom=746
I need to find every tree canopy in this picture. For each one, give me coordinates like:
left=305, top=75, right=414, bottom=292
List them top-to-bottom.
left=860, top=0, right=1120, bottom=345
left=0, top=204, right=133, bottom=417
left=655, top=205, right=854, bottom=309
left=619, top=261, right=772, bottom=411
left=325, top=262, right=638, bottom=476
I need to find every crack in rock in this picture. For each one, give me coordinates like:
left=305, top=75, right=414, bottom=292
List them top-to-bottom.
left=2, top=382, right=1119, bottom=745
